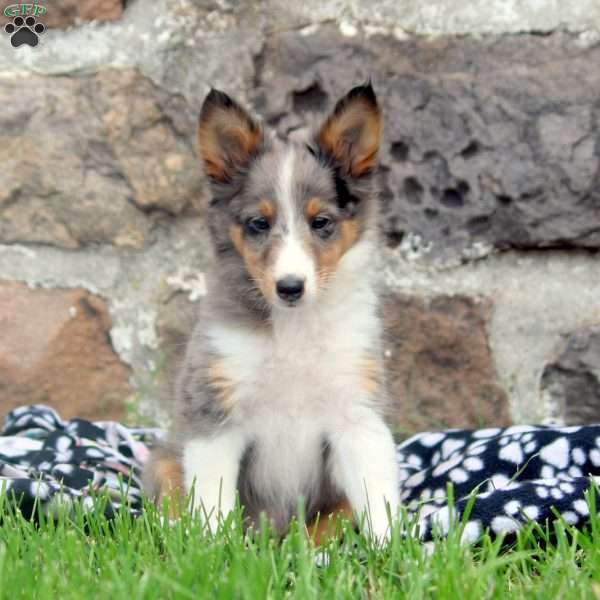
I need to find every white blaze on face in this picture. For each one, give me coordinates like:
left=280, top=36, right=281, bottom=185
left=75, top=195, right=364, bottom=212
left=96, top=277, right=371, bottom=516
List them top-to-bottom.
left=273, top=146, right=316, bottom=303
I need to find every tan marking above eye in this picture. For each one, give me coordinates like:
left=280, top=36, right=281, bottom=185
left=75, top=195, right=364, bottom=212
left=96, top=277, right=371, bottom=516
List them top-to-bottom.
left=305, top=197, right=323, bottom=220
left=259, top=199, right=276, bottom=221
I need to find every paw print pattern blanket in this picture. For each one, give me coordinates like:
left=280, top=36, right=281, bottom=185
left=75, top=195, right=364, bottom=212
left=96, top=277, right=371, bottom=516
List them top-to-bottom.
left=1, top=405, right=599, bottom=542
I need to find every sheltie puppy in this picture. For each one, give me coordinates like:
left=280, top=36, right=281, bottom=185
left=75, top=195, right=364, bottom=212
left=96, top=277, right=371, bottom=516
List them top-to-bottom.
left=144, top=83, right=400, bottom=543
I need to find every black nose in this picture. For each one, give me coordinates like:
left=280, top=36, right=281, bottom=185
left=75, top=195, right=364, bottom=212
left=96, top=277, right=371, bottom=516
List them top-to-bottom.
left=276, top=277, right=305, bottom=303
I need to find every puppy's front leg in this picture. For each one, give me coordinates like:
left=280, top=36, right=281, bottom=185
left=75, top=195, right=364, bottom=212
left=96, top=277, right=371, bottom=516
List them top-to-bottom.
left=329, top=409, right=399, bottom=542
left=183, top=426, right=246, bottom=533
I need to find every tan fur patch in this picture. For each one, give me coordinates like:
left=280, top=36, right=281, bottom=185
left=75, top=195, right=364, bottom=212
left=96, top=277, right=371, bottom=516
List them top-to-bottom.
left=318, top=99, right=382, bottom=177
left=198, top=108, right=262, bottom=182
left=305, top=197, right=323, bottom=221
left=259, top=199, right=276, bottom=222
left=315, top=220, right=359, bottom=287
left=229, top=224, right=276, bottom=302
left=359, top=356, right=383, bottom=395
left=207, top=360, right=237, bottom=413
left=154, top=458, right=185, bottom=519
left=305, top=498, right=354, bottom=545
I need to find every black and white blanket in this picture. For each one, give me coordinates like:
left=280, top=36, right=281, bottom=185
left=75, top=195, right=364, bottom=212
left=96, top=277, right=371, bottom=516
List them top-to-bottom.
left=1, top=404, right=599, bottom=542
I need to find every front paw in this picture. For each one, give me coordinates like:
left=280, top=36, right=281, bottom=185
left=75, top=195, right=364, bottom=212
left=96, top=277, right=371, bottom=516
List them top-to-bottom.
left=191, top=486, right=240, bottom=535
left=192, top=498, right=230, bottom=535
left=365, top=502, right=398, bottom=545
left=205, top=509, right=222, bottom=536
left=367, top=514, right=392, bottom=545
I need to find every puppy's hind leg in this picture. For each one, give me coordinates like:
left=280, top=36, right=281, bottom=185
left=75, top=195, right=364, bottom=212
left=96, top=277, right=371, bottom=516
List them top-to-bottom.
left=142, top=443, right=186, bottom=519
left=305, top=498, right=354, bottom=546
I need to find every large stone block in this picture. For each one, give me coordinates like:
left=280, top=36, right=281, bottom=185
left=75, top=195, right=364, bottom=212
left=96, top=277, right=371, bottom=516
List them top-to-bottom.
left=0, top=1, right=123, bottom=28
left=47, top=1, right=123, bottom=28
left=255, top=29, right=600, bottom=261
left=0, top=69, right=204, bottom=248
left=0, top=281, right=131, bottom=420
left=384, top=294, right=511, bottom=433
left=540, top=326, right=600, bottom=425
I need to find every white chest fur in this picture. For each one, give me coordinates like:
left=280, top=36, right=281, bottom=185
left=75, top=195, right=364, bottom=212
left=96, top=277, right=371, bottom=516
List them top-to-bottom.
left=204, top=254, right=382, bottom=510
left=207, top=272, right=380, bottom=423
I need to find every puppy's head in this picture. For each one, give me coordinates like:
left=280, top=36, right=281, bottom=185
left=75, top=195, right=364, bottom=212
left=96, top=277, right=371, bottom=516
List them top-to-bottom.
left=198, top=84, right=381, bottom=315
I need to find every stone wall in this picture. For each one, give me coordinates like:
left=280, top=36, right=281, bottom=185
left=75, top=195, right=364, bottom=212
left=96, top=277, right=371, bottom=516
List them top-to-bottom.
left=1, top=0, right=599, bottom=432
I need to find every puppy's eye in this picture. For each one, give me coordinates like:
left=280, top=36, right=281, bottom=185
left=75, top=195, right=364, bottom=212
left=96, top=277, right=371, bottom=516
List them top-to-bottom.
left=311, top=215, right=335, bottom=238
left=245, top=216, right=271, bottom=236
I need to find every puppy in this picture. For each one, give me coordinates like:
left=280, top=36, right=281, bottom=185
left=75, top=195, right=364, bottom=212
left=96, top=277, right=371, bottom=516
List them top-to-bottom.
left=144, top=83, right=400, bottom=542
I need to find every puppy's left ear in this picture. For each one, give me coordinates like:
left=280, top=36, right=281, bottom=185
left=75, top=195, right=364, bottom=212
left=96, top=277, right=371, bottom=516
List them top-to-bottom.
left=316, top=83, right=382, bottom=178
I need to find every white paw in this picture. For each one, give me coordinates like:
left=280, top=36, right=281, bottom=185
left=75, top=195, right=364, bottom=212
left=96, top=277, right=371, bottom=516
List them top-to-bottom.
left=196, top=502, right=235, bottom=536
left=195, top=504, right=222, bottom=535
left=366, top=509, right=395, bottom=545
left=368, top=522, right=392, bottom=545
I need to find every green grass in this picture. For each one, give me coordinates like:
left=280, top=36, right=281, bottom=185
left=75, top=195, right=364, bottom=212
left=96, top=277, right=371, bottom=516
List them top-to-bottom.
left=1, top=490, right=600, bottom=600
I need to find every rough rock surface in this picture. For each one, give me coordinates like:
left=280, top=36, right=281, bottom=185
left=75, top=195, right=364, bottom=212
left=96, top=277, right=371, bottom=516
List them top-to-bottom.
left=0, top=1, right=124, bottom=28
left=46, top=1, right=124, bottom=28
left=2, top=24, right=598, bottom=260
left=256, top=29, right=600, bottom=260
left=0, top=69, right=203, bottom=248
left=0, top=282, right=131, bottom=420
left=384, top=294, right=511, bottom=433
left=540, top=326, right=600, bottom=425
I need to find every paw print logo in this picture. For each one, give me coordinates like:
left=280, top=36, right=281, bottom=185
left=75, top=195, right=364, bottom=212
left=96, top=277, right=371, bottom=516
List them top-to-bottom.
left=4, top=15, right=45, bottom=48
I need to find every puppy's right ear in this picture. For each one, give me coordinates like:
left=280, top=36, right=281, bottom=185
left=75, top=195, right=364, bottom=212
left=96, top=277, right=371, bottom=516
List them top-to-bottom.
left=198, top=89, right=263, bottom=183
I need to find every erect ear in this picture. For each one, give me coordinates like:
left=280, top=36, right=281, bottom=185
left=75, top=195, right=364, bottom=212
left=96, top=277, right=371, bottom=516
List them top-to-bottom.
left=316, top=83, right=382, bottom=178
left=198, top=89, right=263, bottom=183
